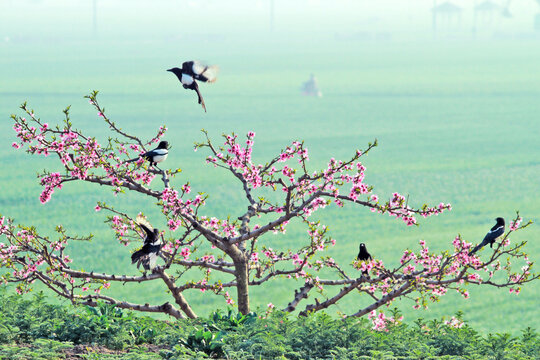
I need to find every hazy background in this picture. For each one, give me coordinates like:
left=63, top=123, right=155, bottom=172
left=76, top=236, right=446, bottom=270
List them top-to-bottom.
left=1, top=0, right=539, bottom=334
left=2, top=0, right=540, bottom=40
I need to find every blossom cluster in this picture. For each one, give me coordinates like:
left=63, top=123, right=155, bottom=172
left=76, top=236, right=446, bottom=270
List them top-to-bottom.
left=11, top=103, right=168, bottom=203
left=199, top=132, right=451, bottom=232
left=39, top=172, right=63, bottom=204
left=0, top=216, right=113, bottom=297
left=368, top=310, right=402, bottom=332
left=444, top=316, right=465, bottom=328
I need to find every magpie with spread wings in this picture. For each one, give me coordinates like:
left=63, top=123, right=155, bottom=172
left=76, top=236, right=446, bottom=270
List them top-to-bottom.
left=167, top=61, right=218, bottom=112
left=131, top=215, right=162, bottom=271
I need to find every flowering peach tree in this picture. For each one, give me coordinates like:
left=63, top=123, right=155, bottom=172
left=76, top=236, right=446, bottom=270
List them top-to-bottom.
left=1, top=92, right=537, bottom=326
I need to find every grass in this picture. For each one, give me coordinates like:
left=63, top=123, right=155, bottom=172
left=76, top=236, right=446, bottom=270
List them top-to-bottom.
left=1, top=32, right=539, bottom=334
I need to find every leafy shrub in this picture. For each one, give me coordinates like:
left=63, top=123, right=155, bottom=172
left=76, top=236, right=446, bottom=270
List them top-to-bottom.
left=0, top=289, right=172, bottom=350
left=1, top=290, right=539, bottom=359
left=210, top=309, right=257, bottom=330
left=178, top=327, right=225, bottom=358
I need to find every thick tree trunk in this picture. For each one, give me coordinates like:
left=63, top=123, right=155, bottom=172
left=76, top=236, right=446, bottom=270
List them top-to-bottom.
left=233, top=204, right=257, bottom=314
left=234, top=257, right=250, bottom=314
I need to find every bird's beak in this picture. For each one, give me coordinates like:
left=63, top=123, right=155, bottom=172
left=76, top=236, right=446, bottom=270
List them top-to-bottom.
left=166, top=68, right=173, bottom=72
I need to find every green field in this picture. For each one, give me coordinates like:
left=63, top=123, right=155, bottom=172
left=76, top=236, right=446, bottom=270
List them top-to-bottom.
left=1, top=16, right=539, bottom=334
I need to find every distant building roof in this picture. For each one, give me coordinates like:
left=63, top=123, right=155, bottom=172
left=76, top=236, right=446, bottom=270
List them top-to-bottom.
left=432, top=1, right=462, bottom=13
left=475, top=1, right=500, bottom=11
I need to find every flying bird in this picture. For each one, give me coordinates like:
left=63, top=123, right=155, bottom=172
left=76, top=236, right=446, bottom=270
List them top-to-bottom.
left=167, top=61, right=218, bottom=112
left=125, top=141, right=169, bottom=169
left=131, top=215, right=162, bottom=272
left=469, top=217, right=505, bottom=255
left=357, top=243, right=373, bottom=275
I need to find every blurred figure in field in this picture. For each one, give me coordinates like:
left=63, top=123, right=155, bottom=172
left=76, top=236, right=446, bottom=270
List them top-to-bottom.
left=301, top=73, right=322, bottom=97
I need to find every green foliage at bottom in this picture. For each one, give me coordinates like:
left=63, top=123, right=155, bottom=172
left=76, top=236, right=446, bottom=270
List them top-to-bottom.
left=0, top=289, right=178, bottom=351
left=0, top=290, right=539, bottom=359
left=0, top=340, right=164, bottom=360
left=0, top=340, right=72, bottom=360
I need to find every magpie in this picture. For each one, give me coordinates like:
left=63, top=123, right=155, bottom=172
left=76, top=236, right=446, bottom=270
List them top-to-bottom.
left=167, top=61, right=218, bottom=112
left=125, top=141, right=169, bottom=169
left=131, top=215, right=162, bottom=271
left=469, top=217, right=505, bottom=255
left=357, top=243, right=372, bottom=275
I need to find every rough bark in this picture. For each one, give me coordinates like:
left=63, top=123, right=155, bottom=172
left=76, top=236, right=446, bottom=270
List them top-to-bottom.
left=234, top=257, right=250, bottom=314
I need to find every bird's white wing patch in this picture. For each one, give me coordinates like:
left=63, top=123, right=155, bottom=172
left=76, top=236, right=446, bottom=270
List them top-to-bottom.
left=192, top=61, right=205, bottom=74
left=193, top=61, right=218, bottom=83
left=153, top=149, right=168, bottom=156
left=136, top=214, right=153, bottom=232
left=489, top=225, right=504, bottom=234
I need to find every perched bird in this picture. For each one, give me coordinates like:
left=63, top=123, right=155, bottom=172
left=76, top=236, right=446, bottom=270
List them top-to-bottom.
left=167, top=61, right=218, bottom=112
left=125, top=141, right=169, bottom=169
left=131, top=215, right=162, bottom=271
left=469, top=217, right=505, bottom=255
left=357, top=243, right=373, bottom=275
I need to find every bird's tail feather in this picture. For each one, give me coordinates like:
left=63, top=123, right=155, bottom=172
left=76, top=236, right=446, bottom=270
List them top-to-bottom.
left=194, top=87, right=207, bottom=112
left=468, top=244, right=482, bottom=256
left=131, top=249, right=144, bottom=264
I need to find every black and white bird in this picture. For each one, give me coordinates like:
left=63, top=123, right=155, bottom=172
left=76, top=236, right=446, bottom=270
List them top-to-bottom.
left=167, top=61, right=218, bottom=112
left=125, top=141, right=169, bottom=169
left=131, top=215, right=162, bottom=272
left=469, top=217, right=505, bottom=255
left=357, top=243, right=373, bottom=275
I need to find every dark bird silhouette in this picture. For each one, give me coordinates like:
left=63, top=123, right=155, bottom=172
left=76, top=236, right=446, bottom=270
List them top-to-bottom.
left=167, top=61, right=218, bottom=112
left=125, top=141, right=169, bottom=169
left=131, top=215, right=162, bottom=271
left=469, top=217, right=505, bottom=255
left=357, top=243, right=373, bottom=275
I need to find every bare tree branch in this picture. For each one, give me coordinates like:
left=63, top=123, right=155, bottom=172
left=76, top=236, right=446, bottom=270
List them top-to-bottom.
left=283, top=280, right=314, bottom=312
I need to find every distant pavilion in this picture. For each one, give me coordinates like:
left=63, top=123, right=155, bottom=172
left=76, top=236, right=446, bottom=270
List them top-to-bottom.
left=432, top=1, right=462, bottom=33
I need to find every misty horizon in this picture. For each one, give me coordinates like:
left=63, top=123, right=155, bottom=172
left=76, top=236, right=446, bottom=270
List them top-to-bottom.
left=2, top=0, right=540, bottom=44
